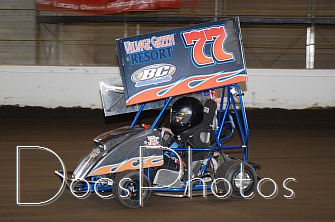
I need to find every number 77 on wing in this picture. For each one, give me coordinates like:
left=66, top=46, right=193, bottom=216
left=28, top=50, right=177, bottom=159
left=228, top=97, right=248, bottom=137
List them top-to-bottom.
left=181, top=25, right=234, bottom=67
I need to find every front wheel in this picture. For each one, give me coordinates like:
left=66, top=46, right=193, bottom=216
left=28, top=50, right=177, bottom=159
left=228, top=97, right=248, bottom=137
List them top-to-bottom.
left=215, top=160, right=257, bottom=198
left=112, top=170, right=151, bottom=208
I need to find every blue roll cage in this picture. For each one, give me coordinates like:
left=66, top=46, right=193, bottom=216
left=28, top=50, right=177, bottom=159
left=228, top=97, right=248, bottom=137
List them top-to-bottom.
left=130, top=83, right=249, bottom=162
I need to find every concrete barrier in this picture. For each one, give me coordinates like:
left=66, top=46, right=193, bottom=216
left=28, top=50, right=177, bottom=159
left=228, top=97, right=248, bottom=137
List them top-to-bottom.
left=0, top=66, right=334, bottom=109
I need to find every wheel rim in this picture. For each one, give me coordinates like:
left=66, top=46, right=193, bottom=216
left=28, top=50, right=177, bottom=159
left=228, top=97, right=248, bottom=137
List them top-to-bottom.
left=233, top=171, right=252, bottom=190
left=122, top=180, right=139, bottom=200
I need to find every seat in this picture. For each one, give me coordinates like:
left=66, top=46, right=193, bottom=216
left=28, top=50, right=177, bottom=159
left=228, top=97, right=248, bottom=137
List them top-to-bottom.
left=179, top=99, right=217, bottom=149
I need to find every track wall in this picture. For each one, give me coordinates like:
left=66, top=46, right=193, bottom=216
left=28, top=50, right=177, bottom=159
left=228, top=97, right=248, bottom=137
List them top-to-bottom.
left=0, top=66, right=334, bottom=109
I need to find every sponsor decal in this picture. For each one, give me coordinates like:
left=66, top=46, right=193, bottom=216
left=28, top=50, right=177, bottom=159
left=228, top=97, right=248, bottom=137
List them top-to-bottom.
left=36, top=0, right=180, bottom=15
left=124, top=34, right=176, bottom=65
left=131, top=64, right=176, bottom=87
left=144, top=135, right=160, bottom=146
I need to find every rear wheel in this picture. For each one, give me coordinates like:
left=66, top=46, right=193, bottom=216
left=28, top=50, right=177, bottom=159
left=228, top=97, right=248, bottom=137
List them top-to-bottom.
left=215, top=160, right=257, bottom=198
left=112, top=171, right=151, bottom=208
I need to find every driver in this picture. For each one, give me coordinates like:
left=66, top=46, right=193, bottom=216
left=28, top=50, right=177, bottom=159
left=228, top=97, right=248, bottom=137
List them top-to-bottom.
left=161, top=96, right=204, bottom=147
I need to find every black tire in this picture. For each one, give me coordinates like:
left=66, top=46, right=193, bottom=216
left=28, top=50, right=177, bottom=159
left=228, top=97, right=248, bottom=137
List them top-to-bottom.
left=215, top=159, right=235, bottom=178
left=212, top=160, right=236, bottom=196
left=215, top=160, right=257, bottom=199
left=112, top=170, right=151, bottom=208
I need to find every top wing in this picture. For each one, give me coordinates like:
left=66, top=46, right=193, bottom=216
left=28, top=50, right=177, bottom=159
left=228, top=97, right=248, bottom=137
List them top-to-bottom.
left=116, top=17, right=247, bottom=106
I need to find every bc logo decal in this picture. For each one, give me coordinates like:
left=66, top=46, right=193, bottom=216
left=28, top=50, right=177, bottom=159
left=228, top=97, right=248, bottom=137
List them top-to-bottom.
left=182, top=25, right=234, bottom=67
left=131, top=64, right=176, bottom=87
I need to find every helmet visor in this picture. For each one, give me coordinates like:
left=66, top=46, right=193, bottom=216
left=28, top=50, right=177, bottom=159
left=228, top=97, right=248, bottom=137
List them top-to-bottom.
left=171, top=108, right=192, bottom=127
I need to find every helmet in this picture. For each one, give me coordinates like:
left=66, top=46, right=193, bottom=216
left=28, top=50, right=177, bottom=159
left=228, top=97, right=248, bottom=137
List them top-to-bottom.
left=170, top=97, right=204, bottom=135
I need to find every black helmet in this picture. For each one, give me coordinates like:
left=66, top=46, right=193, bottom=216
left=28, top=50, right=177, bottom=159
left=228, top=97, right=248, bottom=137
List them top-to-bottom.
left=170, top=97, right=204, bottom=135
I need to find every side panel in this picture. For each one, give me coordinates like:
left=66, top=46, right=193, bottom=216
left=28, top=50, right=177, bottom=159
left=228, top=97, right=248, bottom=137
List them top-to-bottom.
left=99, top=80, right=165, bottom=116
left=88, top=130, right=163, bottom=176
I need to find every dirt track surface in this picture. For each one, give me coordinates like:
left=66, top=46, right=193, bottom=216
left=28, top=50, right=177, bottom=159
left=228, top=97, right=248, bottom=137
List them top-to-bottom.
left=1, top=107, right=334, bottom=222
